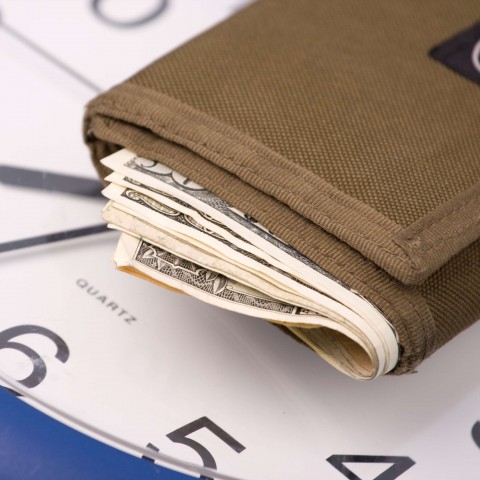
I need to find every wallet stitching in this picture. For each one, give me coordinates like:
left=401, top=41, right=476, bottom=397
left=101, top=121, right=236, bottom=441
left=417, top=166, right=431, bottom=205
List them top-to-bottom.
left=132, top=85, right=480, bottom=283
left=109, top=94, right=397, bottom=229
left=97, top=98, right=416, bottom=271
left=91, top=117, right=432, bottom=366
left=176, top=159, right=432, bottom=365
left=399, top=192, right=480, bottom=253
left=410, top=217, right=480, bottom=256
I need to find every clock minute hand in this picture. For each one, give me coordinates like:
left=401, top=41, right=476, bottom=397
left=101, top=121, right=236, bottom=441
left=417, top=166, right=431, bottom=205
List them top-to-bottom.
left=0, top=165, right=104, bottom=198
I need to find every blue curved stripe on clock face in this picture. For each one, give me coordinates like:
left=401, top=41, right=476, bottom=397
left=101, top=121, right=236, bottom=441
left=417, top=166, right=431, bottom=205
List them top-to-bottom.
left=0, top=387, right=192, bottom=480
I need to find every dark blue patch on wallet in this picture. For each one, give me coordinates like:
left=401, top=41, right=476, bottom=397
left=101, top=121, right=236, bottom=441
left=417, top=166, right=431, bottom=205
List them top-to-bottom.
left=430, top=21, right=480, bottom=85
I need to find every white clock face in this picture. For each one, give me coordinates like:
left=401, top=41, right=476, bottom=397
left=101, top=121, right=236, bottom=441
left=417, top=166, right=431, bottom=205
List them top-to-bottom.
left=1, top=2, right=480, bottom=480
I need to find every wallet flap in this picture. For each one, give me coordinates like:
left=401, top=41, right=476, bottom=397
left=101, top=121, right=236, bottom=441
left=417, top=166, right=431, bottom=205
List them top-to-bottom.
left=83, top=0, right=480, bottom=375
left=86, top=81, right=480, bottom=286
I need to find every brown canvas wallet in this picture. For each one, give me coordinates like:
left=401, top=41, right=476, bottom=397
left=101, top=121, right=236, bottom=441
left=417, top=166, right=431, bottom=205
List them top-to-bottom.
left=84, top=0, right=480, bottom=375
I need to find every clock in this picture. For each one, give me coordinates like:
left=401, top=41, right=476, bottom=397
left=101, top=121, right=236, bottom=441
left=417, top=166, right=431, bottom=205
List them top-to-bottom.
left=1, top=2, right=480, bottom=479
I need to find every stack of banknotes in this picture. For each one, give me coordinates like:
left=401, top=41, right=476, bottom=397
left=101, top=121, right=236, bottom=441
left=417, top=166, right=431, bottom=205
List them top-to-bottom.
left=100, top=149, right=399, bottom=380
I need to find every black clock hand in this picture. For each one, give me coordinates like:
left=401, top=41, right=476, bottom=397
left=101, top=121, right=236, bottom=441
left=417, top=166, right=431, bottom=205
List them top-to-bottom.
left=0, top=165, right=104, bottom=198
left=0, top=166, right=110, bottom=253
left=0, top=224, right=110, bottom=254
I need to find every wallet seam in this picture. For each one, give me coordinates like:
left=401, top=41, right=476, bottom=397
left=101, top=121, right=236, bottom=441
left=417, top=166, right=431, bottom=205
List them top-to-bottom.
left=97, top=83, right=480, bottom=287
left=88, top=86, right=435, bottom=287
left=85, top=114, right=436, bottom=372
left=394, top=182, right=480, bottom=280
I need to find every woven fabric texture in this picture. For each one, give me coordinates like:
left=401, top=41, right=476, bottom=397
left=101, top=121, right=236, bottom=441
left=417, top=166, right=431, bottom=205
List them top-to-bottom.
left=84, top=0, right=480, bottom=375
left=131, top=0, right=480, bottom=228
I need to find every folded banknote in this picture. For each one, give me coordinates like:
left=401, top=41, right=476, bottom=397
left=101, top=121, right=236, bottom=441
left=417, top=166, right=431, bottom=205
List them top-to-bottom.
left=84, top=0, right=480, bottom=377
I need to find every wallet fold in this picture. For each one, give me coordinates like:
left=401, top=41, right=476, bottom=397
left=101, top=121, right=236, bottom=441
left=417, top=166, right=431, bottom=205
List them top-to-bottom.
left=84, top=0, right=480, bottom=374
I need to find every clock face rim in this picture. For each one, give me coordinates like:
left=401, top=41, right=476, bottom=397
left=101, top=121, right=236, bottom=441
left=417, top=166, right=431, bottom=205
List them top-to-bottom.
left=0, top=371, right=243, bottom=480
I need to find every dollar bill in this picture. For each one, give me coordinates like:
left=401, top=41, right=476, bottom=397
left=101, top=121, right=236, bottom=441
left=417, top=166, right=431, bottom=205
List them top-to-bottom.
left=101, top=149, right=399, bottom=379
left=100, top=150, right=396, bottom=334
left=105, top=172, right=258, bottom=251
left=102, top=183, right=361, bottom=318
left=103, top=200, right=371, bottom=335
left=114, top=233, right=372, bottom=378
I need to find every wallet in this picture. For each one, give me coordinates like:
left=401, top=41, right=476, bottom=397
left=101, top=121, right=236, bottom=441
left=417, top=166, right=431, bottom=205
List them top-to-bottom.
left=84, top=0, right=480, bottom=374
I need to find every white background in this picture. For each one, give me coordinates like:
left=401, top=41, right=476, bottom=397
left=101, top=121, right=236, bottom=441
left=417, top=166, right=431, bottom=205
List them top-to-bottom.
left=1, top=2, right=480, bottom=479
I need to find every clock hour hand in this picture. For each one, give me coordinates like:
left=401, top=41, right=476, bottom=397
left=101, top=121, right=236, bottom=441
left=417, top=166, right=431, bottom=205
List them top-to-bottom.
left=0, top=165, right=104, bottom=198
left=0, top=224, right=110, bottom=254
